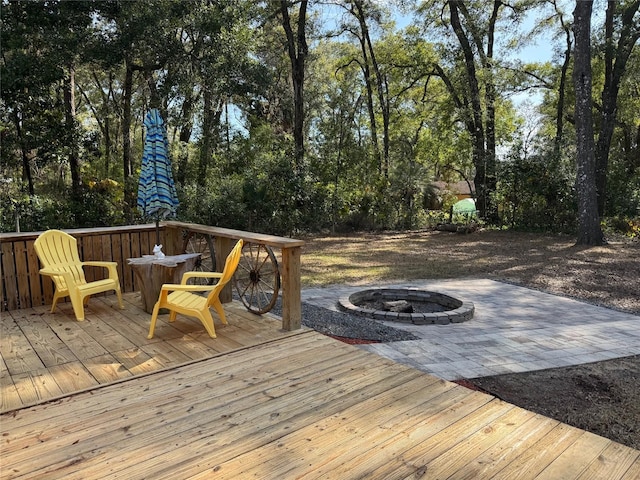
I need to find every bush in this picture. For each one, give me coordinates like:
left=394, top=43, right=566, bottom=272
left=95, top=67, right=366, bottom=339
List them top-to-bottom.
left=602, top=217, right=640, bottom=238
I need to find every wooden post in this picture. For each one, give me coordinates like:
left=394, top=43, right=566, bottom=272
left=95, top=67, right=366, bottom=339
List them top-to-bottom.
left=281, top=246, right=301, bottom=330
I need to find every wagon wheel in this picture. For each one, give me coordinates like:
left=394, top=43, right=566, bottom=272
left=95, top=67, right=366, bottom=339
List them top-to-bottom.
left=182, top=231, right=216, bottom=285
left=234, top=243, right=280, bottom=314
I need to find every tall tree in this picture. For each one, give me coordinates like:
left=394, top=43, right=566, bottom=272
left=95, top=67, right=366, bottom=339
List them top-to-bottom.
left=99, top=0, right=186, bottom=217
left=167, top=0, right=262, bottom=183
left=277, top=0, right=309, bottom=170
left=350, top=0, right=390, bottom=177
left=416, top=0, right=522, bottom=221
left=448, top=0, right=507, bottom=222
left=549, top=0, right=573, bottom=159
left=573, top=0, right=604, bottom=245
left=594, top=0, right=640, bottom=215
left=1, top=1, right=94, bottom=198
left=56, top=2, right=94, bottom=200
left=63, top=64, right=81, bottom=198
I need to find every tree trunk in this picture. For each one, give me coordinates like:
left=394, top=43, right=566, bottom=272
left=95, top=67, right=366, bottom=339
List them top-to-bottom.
left=279, top=0, right=308, bottom=171
left=353, top=0, right=390, bottom=179
left=482, top=0, right=500, bottom=223
left=573, top=0, right=604, bottom=246
left=594, top=0, right=640, bottom=216
left=350, top=1, right=387, bottom=177
left=449, top=1, right=487, bottom=217
left=554, top=9, right=572, bottom=158
left=366, top=24, right=390, bottom=179
left=357, top=32, right=381, bottom=173
left=123, top=60, right=135, bottom=217
left=64, top=64, right=81, bottom=199
left=145, top=69, right=161, bottom=110
left=84, top=71, right=112, bottom=178
left=199, top=88, right=213, bottom=182
left=176, top=90, right=196, bottom=184
left=199, top=91, right=223, bottom=183
left=12, top=109, right=35, bottom=196
left=21, top=148, right=35, bottom=196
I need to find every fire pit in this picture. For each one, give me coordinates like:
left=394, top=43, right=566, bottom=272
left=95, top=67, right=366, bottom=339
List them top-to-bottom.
left=338, top=288, right=474, bottom=325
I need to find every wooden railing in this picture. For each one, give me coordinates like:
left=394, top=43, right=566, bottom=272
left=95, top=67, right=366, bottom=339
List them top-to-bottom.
left=163, top=221, right=304, bottom=331
left=0, top=222, right=304, bottom=330
left=1, top=224, right=160, bottom=312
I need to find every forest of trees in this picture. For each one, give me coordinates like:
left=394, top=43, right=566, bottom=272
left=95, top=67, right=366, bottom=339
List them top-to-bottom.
left=1, top=0, right=639, bottom=245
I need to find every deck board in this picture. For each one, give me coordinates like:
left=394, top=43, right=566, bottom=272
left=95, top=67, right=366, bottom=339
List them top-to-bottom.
left=0, top=293, right=303, bottom=412
left=1, top=297, right=639, bottom=479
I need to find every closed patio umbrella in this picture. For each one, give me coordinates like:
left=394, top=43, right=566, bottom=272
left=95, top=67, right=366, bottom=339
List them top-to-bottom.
left=137, top=108, right=179, bottom=247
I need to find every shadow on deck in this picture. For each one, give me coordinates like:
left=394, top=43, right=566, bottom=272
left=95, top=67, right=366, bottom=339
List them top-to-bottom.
left=1, top=292, right=305, bottom=412
left=2, top=294, right=639, bottom=479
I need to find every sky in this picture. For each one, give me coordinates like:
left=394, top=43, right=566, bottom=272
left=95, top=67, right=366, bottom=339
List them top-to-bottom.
left=319, top=1, right=560, bottom=110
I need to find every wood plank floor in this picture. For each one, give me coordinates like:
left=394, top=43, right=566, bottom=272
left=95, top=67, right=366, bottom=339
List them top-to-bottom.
left=1, top=292, right=304, bottom=413
left=2, top=296, right=639, bottom=479
left=2, top=332, right=639, bottom=479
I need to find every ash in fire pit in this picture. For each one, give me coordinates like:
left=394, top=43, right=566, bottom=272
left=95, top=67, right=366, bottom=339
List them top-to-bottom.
left=338, top=288, right=474, bottom=325
left=372, top=300, right=414, bottom=313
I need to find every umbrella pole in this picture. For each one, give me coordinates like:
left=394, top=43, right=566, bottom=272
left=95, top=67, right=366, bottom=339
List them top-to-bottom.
left=155, top=218, right=161, bottom=246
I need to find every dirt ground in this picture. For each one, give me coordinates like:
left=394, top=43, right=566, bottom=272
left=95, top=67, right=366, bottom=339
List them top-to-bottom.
left=300, top=229, right=640, bottom=449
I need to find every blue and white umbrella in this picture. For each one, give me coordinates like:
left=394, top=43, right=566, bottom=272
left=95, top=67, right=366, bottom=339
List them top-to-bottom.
left=137, top=108, right=179, bottom=245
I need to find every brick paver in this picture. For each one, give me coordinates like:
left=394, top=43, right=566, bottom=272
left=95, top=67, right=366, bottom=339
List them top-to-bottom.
left=301, top=279, right=640, bottom=380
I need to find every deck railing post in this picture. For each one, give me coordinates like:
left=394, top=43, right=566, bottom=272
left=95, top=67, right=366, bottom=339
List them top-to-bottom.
left=281, top=246, right=302, bottom=330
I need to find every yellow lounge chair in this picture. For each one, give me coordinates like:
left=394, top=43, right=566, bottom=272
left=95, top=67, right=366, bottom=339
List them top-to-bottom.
left=33, top=229, right=124, bottom=321
left=148, top=239, right=244, bottom=339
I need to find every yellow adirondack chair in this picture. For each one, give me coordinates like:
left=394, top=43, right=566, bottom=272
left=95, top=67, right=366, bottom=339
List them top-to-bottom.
left=33, top=229, right=124, bottom=321
left=148, top=239, right=244, bottom=339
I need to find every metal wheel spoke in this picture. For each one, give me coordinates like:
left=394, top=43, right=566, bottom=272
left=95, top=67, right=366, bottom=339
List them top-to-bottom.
left=233, top=242, right=280, bottom=314
left=237, top=262, right=252, bottom=275
left=257, top=271, right=276, bottom=289
left=237, top=279, right=251, bottom=298
left=247, top=284, right=257, bottom=307
left=258, top=284, right=272, bottom=308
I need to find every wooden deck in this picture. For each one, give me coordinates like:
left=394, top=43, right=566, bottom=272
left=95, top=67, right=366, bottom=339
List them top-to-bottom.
left=1, top=292, right=302, bottom=412
left=2, top=297, right=640, bottom=479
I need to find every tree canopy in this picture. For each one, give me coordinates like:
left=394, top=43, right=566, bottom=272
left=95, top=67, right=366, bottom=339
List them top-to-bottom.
left=1, top=0, right=638, bottom=242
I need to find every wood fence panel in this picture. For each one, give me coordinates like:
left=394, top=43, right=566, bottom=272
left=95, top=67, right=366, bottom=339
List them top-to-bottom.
left=0, top=225, right=158, bottom=312
left=141, top=231, right=152, bottom=256
left=121, top=232, right=134, bottom=292
left=111, top=233, right=124, bottom=290
left=130, top=233, right=142, bottom=292
left=99, top=234, right=114, bottom=297
left=101, top=234, right=113, bottom=263
left=90, top=235, right=104, bottom=284
left=80, top=237, right=95, bottom=283
left=25, top=239, right=44, bottom=308
left=1, top=241, right=18, bottom=310
left=14, top=241, right=31, bottom=310
left=40, top=255, right=54, bottom=305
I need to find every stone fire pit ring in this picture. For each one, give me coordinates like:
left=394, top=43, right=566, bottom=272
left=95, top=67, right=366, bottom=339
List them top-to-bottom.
left=338, top=288, right=474, bottom=325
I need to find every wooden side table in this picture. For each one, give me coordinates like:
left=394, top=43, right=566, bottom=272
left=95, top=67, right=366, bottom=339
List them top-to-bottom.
left=127, top=253, right=201, bottom=313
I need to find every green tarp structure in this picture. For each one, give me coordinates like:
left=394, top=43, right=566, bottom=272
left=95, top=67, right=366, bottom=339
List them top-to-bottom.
left=452, top=198, right=476, bottom=214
